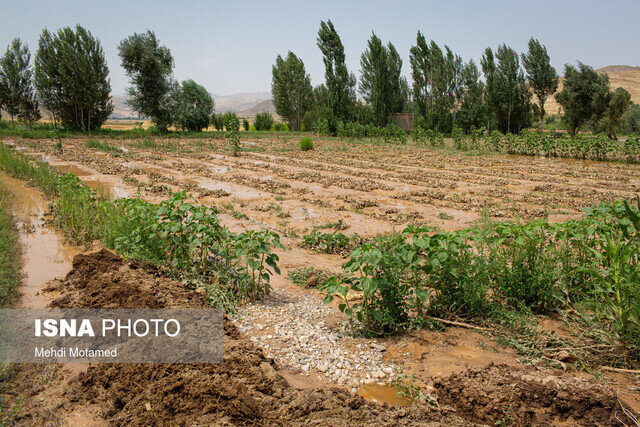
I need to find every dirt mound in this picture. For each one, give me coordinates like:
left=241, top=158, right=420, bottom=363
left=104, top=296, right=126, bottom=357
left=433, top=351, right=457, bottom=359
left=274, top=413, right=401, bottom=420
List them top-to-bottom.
left=44, top=249, right=208, bottom=309
left=435, top=364, right=623, bottom=425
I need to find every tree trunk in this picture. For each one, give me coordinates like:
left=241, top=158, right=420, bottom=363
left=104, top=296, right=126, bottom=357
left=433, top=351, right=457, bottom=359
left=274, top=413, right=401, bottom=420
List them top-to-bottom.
left=539, top=101, right=545, bottom=136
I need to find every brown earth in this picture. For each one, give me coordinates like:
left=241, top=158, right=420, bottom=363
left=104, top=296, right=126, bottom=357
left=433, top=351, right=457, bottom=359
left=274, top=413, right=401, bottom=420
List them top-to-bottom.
left=6, top=250, right=632, bottom=426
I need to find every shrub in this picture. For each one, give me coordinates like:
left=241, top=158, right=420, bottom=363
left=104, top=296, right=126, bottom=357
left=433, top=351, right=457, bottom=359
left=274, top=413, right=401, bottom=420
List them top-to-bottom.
left=254, top=112, right=273, bottom=131
left=300, top=137, right=313, bottom=151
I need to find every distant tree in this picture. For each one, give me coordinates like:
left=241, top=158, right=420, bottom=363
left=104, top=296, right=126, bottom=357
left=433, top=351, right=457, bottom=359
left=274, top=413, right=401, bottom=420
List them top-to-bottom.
left=317, top=20, right=356, bottom=133
left=34, top=26, right=112, bottom=131
left=118, top=31, right=175, bottom=132
left=409, top=32, right=460, bottom=132
left=359, top=33, right=408, bottom=127
left=0, top=38, right=41, bottom=127
left=521, top=38, right=559, bottom=135
left=483, top=45, right=531, bottom=134
left=480, top=47, right=497, bottom=131
left=271, top=51, right=313, bottom=131
left=457, top=59, right=486, bottom=133
left=555, top=62, right=610, bottom=135
left=174, top=79, right=214, bottom=132
left=602, top=87, right=631, bottom=140
left=624, top=102, right=640, bottom=135
left=222, top=111, right=239, bottom=130
left=254, top=111, right=273, bottom=131
left=212, top=113, right=224, bottom=131
left=242, top=118, right=250, bottom=131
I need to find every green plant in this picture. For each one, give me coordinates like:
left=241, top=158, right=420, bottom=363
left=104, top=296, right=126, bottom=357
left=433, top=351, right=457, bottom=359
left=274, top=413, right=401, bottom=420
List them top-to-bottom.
left=254, top=112, right=273, bottom=131
left=226, top=117, right=241, bottom=156
left=300, top=136, right=313, bottom=151
left=85, top=139, right=124, bottom=154
left=0, top=183, right=20, bottom=308
left=580, top=197, right=640, bottom=346
left=300, top=230, right=357, bottom=255
left=288, top=267, right=334, bottom=288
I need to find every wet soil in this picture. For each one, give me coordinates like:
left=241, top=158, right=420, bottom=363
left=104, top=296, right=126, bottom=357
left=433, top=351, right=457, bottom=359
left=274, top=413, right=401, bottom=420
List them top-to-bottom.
left=8, top=250, right=631, bottom=426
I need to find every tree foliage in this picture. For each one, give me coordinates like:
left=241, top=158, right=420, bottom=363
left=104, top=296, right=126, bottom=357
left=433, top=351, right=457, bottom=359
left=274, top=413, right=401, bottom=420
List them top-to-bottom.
left=317, top=20, right=356, bottom=133
left=34, top=26, right=112, bottom=131
left=118, top=31, right=174, bottom=132
left=409, top=32, right=462, bottom=132
left=359, top=33, right=408, bottom=127
left=0, top=38, right=40, bottom=126
left=522, top=38, right=558, bottom=134
left=482, top=45, right=531, bottom=134
left=271, top=51, right=313, bottom=131
left=456, top=60, right=486, bottom=133
left=555, top=63, right=610, bottom=136
left=174, top=79, right=214, bottom=132
left=602, top=87, right=631, bottom=140
left=254, top=111, right=273, bottom=131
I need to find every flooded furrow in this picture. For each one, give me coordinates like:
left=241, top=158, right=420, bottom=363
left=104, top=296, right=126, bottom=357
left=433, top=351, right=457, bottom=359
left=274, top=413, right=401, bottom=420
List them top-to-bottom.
left=1, top=173, right=79, bottom=308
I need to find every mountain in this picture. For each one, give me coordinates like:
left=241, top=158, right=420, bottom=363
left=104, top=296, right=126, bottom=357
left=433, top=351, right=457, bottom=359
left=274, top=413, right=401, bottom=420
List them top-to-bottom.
left=545, top=65, right=640, bottom=114
left=108, top=92, right=272, bottom=119
left=238, top=99, right=276, bottom=117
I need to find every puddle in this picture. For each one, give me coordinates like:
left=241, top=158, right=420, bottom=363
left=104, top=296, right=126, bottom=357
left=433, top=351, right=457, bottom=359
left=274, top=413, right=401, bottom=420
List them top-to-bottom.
left=55, top=164, right=93, bottom=176
left=1, top=173, right=79, bottom=309
left=84, top=180, right=130, bottom=199
left=357, top=384, right=413, bottom=407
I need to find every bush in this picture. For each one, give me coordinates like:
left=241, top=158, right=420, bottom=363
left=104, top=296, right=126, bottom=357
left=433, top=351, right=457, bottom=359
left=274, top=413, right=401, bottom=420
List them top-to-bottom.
left=254, top=112, right=273, bottom=131
left=300, top=137, right=313, bottom=151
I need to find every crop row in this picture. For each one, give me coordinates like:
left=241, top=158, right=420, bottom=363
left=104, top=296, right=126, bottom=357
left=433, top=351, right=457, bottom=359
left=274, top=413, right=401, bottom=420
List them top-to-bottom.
left=323, top=197, right=640, bottom=356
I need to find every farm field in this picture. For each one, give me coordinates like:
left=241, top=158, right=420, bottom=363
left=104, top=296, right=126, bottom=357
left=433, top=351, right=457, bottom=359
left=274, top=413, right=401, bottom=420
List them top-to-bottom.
left=1, top=134, right=639, bottom=425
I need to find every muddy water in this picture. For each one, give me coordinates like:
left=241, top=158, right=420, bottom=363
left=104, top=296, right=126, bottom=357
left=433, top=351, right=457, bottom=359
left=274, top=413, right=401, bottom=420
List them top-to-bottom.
left=1, top=173, right=79, bottom=308
left=358, top=384, right=413, bottom=406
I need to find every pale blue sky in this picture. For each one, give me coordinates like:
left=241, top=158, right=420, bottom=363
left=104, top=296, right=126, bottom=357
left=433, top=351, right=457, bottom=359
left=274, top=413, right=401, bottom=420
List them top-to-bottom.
left=1, top=0, right=638, bottom=95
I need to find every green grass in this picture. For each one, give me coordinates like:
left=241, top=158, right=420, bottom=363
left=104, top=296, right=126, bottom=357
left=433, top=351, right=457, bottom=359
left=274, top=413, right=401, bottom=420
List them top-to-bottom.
left=85, top=139, right=124, bottom=154
left=0, top=143, right=58, bottom=196
left=0, top=180, right=22, bottom=398
left=0, top=184, right=21, bottom=308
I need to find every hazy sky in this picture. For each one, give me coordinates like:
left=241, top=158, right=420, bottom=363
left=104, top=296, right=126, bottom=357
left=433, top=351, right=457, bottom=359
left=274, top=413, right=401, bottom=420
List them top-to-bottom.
left=1, top=0, right=638, bottom=96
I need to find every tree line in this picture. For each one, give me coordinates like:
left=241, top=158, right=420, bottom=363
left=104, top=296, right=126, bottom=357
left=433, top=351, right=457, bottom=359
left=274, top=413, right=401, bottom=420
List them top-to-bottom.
left=271, top=20, right=636, bottom=138
left=0, top=23, right=636, bottom=138
left=0, top=26, right=217, bottom=132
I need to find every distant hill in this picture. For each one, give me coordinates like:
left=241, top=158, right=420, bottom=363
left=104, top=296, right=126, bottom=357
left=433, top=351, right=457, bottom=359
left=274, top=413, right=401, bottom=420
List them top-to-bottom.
left=545, top=65, right=640, bottom=114
left=109, top=92, right=272, bottom=119
left=238, top=99, right=276, bottom=117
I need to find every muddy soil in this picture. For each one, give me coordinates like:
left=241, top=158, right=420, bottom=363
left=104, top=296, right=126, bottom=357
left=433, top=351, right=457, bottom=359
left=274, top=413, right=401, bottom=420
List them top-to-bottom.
left=6, top=250, right=632, bottom=426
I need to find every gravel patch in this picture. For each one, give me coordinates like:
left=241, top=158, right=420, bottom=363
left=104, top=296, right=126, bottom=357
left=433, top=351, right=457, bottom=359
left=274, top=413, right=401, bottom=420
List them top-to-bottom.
left=235, top=291, right=397, bottom=390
